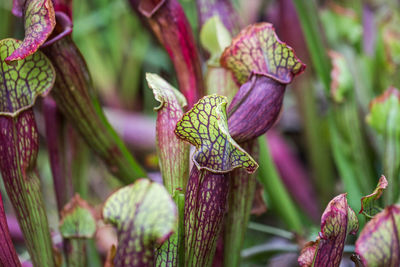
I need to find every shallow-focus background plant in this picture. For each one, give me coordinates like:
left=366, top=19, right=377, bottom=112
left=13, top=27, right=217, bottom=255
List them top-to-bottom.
left=1, top=0, right=400, bottom=266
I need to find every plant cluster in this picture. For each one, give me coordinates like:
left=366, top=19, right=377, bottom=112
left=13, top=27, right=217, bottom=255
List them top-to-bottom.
left=0, top=0, right=400, bottom=267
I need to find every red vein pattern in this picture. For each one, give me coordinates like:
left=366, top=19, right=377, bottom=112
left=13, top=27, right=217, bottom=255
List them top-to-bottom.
left=7, top=0, right=56, bottom=63
left=220, top=22, right=305, bottom=85
left=220, top=23, right=305, bottom=143
left=0, top=38, right=54, bottom=116
left=147, top=73, right=190, bottom=195
left=147, top=73, right=189, bottom=266
left=175, top=95, right=258, bottom=174
left=0, top=110, right=55, bottom=267
left=184, top=168, right=230, bottom=267
left=360, top=175, right=388, bottom=217
left=0, top=193, right=21, bottom=267
left=299, top=194, right=359, bottom=267
left=356, top=205, right=400, bottom=267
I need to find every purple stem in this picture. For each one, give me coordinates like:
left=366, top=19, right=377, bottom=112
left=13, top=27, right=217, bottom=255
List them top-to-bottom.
left=136, top=0, right=205, bottom=108
left=362, top=4, right=376, bottom=56
left=43, top=97, right=74, bottom=212
left=185, top=167, right=230, bottom=267
left=0, top=193, right=21, bottom=267
left=6, top=215, right=24, bottom=243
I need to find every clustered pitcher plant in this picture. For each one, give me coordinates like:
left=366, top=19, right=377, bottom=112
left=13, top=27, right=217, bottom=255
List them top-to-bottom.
left=1, top=0, right=400, bottom=267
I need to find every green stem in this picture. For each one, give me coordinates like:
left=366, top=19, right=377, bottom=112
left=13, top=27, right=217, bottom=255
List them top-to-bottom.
left=292, top=0, right=331, bottom=92
left=42, top=35, right=146, bottom=184
left=300, top=83, right=334, bottom=203
left=329, top=101, right=375, bottom=214
left=384, top=107, right=400, bottom=205
left=68, top=129, right=90, bottom=198
left=257, top=137, right=303, bottom=233
left=223, top=141, right=257, bottom=267
left=5, top=169, right=55, bottom=267
left=223, top=170, right=256, bottom=267
left=176, top=192, right=185, bottom=267
left=247, top=222, right=294, bottom=240
left=65, top=239, right=87, bottom=267
left=86, top=239, right=102, bottom=267
left=241, top=243, right=355, bottom=259
left=241, top=243, right=299, bottom=259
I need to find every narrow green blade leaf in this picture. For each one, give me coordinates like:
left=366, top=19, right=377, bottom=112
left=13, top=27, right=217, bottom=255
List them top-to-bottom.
left=175, top=95, right=258, bottom=173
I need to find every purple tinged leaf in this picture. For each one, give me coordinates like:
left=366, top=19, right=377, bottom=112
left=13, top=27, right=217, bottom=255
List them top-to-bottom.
left=6, top=0, right=56, bottom=63
left=138, top=0, right=205, bottom=108
left=220, top=23, right=306, bottom=85
left=220, top=23, right=305, bottom=143
left=0, top=38, right=55, bottom=116
left=146, top=73, right=190, bottom=194
left=147, top=73, right=189, bottom=266
left=227, top=74, right=286, bottom=143
left=175, top=95, right=258, bottom=174
left=360, top=175, right=388, bottom=218
left=103, top=179, right=177, bottom=267
left=0, top=193, right=21, bottom=267
left=298, top=194, right=359, bottom=267
left=356, top=205, right=400, bottom=267
left=298, top=241, right=318, bottom=267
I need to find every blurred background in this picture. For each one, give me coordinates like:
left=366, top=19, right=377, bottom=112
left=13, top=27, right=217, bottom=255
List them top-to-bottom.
left=1, top=0, right=400, bottom=266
